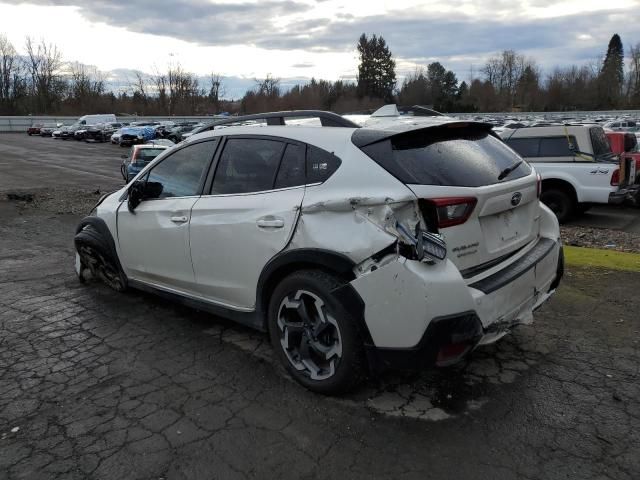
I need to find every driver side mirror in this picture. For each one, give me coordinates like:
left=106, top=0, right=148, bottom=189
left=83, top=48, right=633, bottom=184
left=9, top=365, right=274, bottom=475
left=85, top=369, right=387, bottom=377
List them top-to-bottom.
left=127, top=180, right=164, bottom=212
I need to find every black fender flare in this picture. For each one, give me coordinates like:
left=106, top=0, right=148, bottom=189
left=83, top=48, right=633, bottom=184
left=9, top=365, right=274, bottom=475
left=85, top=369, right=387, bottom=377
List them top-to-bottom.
left=74, top=216, right=127, bottom=282
left=256, top=249, right=372, bottom=343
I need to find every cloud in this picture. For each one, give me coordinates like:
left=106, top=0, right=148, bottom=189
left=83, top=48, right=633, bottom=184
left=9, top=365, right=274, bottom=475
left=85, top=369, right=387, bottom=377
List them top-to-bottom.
left=10, top=0, right=639, bottom=81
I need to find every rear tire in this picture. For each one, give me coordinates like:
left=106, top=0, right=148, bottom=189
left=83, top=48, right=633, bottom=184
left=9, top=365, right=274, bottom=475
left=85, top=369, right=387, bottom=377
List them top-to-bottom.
left=541, top=188, right=575, bottom=223
left=268, top=270, right=365, bottom=394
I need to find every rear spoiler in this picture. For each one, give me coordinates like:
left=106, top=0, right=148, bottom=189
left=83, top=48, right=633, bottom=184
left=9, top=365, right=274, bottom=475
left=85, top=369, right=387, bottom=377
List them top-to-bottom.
left=351, top=121, right=495, bottom=148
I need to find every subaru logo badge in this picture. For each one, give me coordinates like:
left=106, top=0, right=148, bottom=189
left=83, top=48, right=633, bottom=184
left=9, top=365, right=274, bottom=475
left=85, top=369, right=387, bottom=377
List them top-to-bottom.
left=511, top=192, right=522, bottom=206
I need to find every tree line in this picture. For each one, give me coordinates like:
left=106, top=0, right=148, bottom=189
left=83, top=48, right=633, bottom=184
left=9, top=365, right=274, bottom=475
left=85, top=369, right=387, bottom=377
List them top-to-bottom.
left=0, top=32, right=639, bottom=116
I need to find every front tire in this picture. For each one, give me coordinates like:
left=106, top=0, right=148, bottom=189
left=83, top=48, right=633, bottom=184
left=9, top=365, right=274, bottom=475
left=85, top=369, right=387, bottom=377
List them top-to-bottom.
left=541, top=188, right=575, bottom=223
left=74, top=224, right=127, bottom=292
left=268, top=270, right=365, bottom=394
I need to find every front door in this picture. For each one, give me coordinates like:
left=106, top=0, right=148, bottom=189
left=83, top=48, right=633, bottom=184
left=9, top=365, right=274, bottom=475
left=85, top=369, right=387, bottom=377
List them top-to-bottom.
left=116, top=139, right=218, bottom=292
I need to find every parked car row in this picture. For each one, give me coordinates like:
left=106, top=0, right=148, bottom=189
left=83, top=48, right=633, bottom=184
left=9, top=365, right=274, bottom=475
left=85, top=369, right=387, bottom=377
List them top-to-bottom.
left=28, top=117, right=204, bottom=148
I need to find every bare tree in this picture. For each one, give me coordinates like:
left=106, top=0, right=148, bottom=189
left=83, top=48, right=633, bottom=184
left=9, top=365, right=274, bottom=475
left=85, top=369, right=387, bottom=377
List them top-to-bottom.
left=0, top=34, right=24, bottom=114
left=24, top=36, right=65, bottom=113
left=627, top=43, right=640, bottom=106
left=68, top=62, right=104, bottom=101
left=208, top=73, right=224, bottom=112
left=255, top=74, right=280, bottom=97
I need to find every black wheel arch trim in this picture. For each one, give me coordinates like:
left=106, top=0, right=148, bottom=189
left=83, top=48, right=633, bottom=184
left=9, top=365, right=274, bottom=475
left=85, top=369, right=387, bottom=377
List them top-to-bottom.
left=74, top=216, right=127, bottom=280
left=256, top=248, right=373, bottom=343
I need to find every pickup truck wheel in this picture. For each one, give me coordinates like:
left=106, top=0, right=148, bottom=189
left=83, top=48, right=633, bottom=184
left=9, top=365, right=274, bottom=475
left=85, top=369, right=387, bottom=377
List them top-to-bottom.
left=541, top=189, right=575, bottom=223
left=268, top=270, right=365, bottom=395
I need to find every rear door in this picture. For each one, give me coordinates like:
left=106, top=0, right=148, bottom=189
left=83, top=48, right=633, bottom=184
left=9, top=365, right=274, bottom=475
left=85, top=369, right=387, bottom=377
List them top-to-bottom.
left=189, top=136, right=306, bottom=309
left=116, top=139, right=218, bottom=291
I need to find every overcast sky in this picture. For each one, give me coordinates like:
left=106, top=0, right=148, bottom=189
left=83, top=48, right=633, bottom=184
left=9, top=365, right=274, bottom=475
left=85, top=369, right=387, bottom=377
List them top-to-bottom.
left=1, top=0, right=638, bottom=98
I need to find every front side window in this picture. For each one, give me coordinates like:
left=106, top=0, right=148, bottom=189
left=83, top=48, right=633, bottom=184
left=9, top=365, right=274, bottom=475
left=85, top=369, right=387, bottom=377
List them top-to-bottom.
left=211, top=138, right=285, bottom=194
left=145, top=140, right=217, bottom=199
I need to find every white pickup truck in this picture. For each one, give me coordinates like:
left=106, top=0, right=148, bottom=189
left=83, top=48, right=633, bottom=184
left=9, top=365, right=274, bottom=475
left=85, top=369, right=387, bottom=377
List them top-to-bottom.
left=500, top=125, right=625, bottom=222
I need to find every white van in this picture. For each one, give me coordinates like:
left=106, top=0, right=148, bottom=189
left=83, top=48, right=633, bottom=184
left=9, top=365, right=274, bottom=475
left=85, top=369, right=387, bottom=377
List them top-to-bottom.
left=77, top=114, right=117, bottom=126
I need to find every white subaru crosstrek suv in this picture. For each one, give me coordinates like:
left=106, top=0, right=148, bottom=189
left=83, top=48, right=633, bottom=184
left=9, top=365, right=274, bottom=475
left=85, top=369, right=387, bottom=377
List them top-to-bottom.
left=74, top=109, right=563, bottom=394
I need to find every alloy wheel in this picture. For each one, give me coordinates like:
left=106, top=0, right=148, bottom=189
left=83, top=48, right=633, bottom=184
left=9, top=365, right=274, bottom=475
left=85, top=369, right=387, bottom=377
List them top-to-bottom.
left=276, top=290, right=342, bottom=380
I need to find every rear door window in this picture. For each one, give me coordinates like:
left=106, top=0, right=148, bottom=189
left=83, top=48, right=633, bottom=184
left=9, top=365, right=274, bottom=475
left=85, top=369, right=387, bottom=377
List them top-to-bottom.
left=360, top=128, right=531, bottom=187
left=211, top=138, right=285, bottom=194
left=275, top=143, right=306, bottom=189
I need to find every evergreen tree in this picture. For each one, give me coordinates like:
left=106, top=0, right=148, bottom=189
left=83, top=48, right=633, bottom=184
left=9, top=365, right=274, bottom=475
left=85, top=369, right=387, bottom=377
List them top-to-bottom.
left=598, top=33, right=624, bottom=107
left=356, top=34, right=396, bottom=102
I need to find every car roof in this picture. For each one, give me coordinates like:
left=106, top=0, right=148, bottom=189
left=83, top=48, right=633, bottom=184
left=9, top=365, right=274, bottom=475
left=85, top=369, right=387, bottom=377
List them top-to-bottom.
left=134, top=144, right=168, bottom=149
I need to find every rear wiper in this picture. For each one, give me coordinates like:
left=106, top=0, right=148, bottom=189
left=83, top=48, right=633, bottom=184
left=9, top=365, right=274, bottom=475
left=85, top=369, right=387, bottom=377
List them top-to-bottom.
left=498, top=160, right=523, bottom=181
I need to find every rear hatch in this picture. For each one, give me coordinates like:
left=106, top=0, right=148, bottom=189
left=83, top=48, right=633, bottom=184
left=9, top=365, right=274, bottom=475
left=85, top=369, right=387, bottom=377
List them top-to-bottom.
left=355, top=123, right=540, bottom=273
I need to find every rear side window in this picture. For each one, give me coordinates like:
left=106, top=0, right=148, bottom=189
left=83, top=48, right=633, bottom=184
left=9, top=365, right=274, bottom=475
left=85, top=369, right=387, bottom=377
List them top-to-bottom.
left=360, top=128, right=531, bottom=187
left=507, top=136, right=578, bottom=157
left=538, top=137, right=575, bottom=157
left=211, top=138, right=285, bottom=194
left=507, top=138, right=539, bottom=157
left=307, top=145, right=341, bottom=183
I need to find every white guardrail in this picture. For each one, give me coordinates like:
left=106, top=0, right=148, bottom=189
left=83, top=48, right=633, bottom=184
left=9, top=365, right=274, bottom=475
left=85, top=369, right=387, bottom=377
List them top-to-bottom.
left=0, top=116, right=220, bottom=133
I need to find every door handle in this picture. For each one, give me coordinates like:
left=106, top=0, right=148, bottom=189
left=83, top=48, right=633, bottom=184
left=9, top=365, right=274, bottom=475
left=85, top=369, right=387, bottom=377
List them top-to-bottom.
left=170, top=215, right=188, bottom=224
left=257, top=217, right=285, bottom=228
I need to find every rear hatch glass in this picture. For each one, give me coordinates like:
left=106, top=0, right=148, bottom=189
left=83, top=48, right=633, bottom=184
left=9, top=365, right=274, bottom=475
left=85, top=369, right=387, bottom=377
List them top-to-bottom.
left=358, top=126, right=532, bottom=187
left=136, top=148, right=165, bottom=165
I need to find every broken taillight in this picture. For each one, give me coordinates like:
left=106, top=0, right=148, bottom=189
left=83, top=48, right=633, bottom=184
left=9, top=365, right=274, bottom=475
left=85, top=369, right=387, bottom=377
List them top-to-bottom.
left=610, top=168, right=620, bottom=186
left=425, top=197, right=477, bottom=228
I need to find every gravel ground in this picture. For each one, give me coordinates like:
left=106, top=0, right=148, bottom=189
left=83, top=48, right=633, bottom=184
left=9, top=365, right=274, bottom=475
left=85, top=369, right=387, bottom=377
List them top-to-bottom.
left=5, top=188, right=111, bottom=216
left=561, top=225, right=640, bottom=253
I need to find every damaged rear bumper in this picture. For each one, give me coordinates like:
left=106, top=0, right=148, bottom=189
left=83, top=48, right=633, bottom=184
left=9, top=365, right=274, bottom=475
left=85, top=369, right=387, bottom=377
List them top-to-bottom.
left=351, top=237, right=563, bottom=371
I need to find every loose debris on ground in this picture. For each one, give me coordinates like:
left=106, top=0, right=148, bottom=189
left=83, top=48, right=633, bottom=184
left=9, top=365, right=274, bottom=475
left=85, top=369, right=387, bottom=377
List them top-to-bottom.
left=5, top=188, right=107, bottom=216
left=561, top=225, right=640, bottom=253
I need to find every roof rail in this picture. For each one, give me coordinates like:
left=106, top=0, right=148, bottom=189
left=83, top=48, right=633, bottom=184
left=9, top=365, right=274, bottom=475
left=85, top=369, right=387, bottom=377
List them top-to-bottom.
left=190, top=110, right=359, bottom=136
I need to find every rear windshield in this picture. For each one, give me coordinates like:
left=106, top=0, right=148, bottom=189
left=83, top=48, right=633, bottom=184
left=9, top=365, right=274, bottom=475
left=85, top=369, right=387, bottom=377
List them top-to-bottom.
left=359, top=128, right=531, bottom=187
left=136, top=148, right=165, bottom=162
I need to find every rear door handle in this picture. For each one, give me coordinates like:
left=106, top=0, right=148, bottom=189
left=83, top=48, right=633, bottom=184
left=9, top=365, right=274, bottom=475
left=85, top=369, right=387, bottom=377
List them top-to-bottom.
left=170, top=215, right=188, bottom=224
left=257, top=217, right=285, bottom=228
